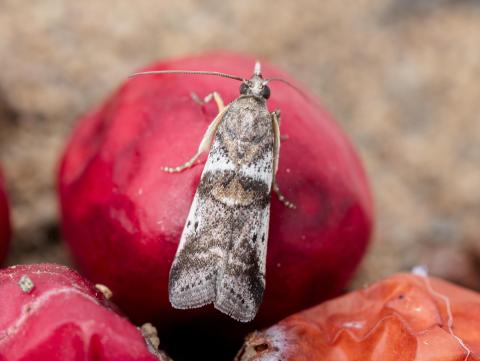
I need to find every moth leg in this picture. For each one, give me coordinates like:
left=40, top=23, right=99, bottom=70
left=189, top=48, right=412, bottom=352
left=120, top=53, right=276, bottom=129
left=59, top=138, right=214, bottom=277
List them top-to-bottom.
left=191, top=91, right=225, bottom=112
left=162, top=105, right=229, bottom=173
left=272, top=109, right=290, bottom=141
left=272, top=110, right=296, bottom=209
left=272, top=110, right=281, bottom=175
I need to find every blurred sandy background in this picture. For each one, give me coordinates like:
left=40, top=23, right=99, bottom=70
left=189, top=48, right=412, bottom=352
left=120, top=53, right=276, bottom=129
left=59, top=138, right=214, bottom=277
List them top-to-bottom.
left=0, top=0, right=479, bottom=295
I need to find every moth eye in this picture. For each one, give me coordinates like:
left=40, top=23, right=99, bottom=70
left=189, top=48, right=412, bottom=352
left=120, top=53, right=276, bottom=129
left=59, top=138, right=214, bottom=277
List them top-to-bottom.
left=240, top=82, right=249, bottom=95
left=261, top=85, right=271, bottom=99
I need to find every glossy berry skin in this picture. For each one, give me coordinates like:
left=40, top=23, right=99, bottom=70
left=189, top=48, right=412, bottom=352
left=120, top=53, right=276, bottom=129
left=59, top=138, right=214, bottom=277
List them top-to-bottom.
left=58, top=52, right=373, bottom=356
left=0, top=170, right=10, bottom=264
left=0, top=264, right=160, bottom=361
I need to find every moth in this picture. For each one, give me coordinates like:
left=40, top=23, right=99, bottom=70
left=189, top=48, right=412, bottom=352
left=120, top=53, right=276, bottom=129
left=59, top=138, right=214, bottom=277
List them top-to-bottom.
left=132, top=62, right=295, bottom=322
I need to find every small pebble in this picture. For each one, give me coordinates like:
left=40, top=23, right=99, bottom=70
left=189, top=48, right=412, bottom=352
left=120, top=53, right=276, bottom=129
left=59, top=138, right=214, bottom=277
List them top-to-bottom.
left=18, top=275, right=35, bottom=293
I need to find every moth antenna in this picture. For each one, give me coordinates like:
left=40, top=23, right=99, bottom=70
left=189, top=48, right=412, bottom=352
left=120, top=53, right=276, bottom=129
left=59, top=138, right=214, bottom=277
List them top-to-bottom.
left=129, top=70, right=245, bottom=82
left=265, top=77, right=311, bottom=101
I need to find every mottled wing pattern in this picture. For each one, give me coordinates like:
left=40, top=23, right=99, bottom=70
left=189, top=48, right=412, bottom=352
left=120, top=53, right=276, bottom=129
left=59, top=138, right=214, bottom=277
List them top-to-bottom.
left=169, top=96, right=274, bottom=322
left=213, top=149, right=272, bottom=322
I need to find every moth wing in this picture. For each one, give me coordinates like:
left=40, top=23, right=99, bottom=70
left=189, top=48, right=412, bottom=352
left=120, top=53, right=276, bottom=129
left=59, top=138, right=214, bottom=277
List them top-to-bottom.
left=170, top=99, right=275, bottom=322
left=168, top=108, right=231, bottom=309
left=169, top=137, right=273, bottom=318
left=213, top=138, right=274, bottom=322
left=168, top=193, right=223, bottom=308
left=214, top=204, right=270, bottom=322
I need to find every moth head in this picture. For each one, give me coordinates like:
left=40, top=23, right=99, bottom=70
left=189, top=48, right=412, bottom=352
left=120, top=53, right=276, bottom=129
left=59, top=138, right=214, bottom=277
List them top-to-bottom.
left=239, top=61, right=271, bottom=99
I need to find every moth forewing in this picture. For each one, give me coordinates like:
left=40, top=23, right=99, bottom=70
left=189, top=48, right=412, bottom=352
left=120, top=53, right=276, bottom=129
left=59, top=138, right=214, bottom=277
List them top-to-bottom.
left=169, top=96, right=275, bottom=322
left=168, top=106, right=232, bottom=309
